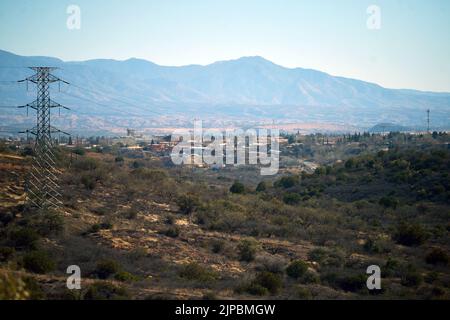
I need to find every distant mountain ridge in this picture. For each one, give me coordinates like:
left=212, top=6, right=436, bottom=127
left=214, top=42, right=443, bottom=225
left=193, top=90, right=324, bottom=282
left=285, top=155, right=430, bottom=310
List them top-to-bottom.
left=0, top=49, right=449, bottom=133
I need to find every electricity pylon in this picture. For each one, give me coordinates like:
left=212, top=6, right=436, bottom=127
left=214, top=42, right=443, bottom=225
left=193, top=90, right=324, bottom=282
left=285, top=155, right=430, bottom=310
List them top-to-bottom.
left=18, top=67, right=70, bottom=209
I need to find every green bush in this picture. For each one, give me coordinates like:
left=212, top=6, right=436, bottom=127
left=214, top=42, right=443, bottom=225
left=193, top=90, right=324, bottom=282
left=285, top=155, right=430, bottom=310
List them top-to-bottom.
left=73, top=147, right=86, bottom=156
left=73, top=157, right=98, bottom=170
left=131, top=168, right=168, bottom=181
left=81, top=174, right=96, bottom=190
left=275, top=176, right=298, bottom=189
left=230, top=181, right=245, bottom=194
left=255, top=181, right=267, bottom=192
left=283, top=193, right=301, bottom=205
left=177, top=194, right=200, bottom=215
left=379, top=196, right=399, bottom=210
left=32, top=211, right=64, bottom=237
left=86, top=222, right=111, bottom=234
left=394, top=223, right=428, bottom=246
left=162, top=226, right=180, bottom=238
left=8, top=227, right=39, bottom=250
left=211, top=239, right=226, bottom=254
left=237, top=239, right=259, bottom=262
left=0, top=246, right=15, bottom=262
left=308, top=248, right=345, bottom=268
left=425, top=248, right=449, bottom=265
left=23, top=250, right=55, bottom=274
left=94, top=259, right=120, bottom=279
left=286, top=260, right=308, bottom=279
left=178, top=262, right=218, bottom=282
left=0, top=270, right=29, bottom=300
left=401, top=270, right=423, bottom=287
left=114, top=271, right=138, bottom=282
left=301, top=271, right=320, bottom=284
left=252, top=272, right=283, bottom=295
left=337, top=274, right=366, bottom=292
left=23, top=277, right=46, bottom=299
left=83, top=282, right=129, bottom=300
left=244, top=283, right=269, bottom=296
left=295, top=286, right=312, bottom=299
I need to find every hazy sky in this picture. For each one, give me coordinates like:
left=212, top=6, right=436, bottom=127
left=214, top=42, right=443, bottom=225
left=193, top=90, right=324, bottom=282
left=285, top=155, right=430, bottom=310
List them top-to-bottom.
left=0, top=0, right=449, bottom=92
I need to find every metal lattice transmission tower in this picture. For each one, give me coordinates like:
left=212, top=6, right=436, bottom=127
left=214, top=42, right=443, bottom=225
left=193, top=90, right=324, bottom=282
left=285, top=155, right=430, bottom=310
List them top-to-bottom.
left=18, top=67, right=70, bottom=209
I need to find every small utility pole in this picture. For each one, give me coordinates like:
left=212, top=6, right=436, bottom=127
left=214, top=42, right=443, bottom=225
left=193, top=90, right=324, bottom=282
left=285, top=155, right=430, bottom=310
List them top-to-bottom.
left=427, top=109, right=430, bottom=133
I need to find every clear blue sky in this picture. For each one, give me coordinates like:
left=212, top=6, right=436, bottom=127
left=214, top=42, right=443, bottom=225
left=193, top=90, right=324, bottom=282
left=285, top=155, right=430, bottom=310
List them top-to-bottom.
left=0, top=0, right=449, bottom=92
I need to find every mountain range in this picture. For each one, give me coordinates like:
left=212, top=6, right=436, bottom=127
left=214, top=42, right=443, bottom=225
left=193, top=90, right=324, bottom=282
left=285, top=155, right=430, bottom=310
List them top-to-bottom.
left=0, top=49, right=449, bottom=134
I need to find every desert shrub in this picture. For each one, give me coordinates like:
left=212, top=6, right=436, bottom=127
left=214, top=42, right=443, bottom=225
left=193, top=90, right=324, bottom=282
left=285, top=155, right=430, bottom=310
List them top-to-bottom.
left=20, top=146, right=35, bottom=157
left=72, top=147, right=85, bottom=156
left=73, top=157, right=97, bottom=171
left=345, top=158, right=356, bottom=169
left=131, top=168, right=168, bottom=182
left=81, top=174, right=96, bottom=190
left=275, top=176, right=299, bottom=189
left=230, top=181, right=245, bottom=194
left=256, top=181, right=267, bottom=192
left=283, top=193, right=301, bottom=205
left=177, top=194, right=200, bottom=215
left=379, top=196, right=399, bottom=210
left=125, top=210, right=138, bottom=219
left=0, top=211, right=14, bottom=226
left=31, top=211, right=64, bottom=237
left=164, top=214, right=175, bottom=225
left=86, top=222, right=111, bottom=234
left=394, top=223, right=428, bottom=246
left=161, top=226, right=180, bottom=238
left=8, top=227, right=39, bottom=250
left=237, top=238, right=260, bottom=262
left=363, top=238, right=391, bottom=254
left=211, top=239, right=226, bottom=254
left=0, top=246, right=15, bottom=262
left=127, top=248, right=147, bottom=262
left=308, top=248, right=345, bottom=268
left=425, top=248, right=449, bottom=265
left=23, top=250, right=55, bottom=274
left=255, top=255, right=287, bottom=274
left=384, top=257, right=401, bottom=277
left=94, top=259, right=120, bottom=279
left=286, top=260, right=308, bottom=279
left=178, top=262, right=218, bottom=282
left=401, top=269, right=423, bottom=287
left=0, top=270, right=29, bottom=300
left=114, top=271, right=138, bottom=282
left=301, top=271, right=320, bottom=284
left=425, top=271, right=439, bottom=284
left=252, top=272, right=283, bottom=295
left=337, top=274, right=366, bottom=292
left=22, top=277, right=46, bottom=299
left=83, top=282, right=129, bottom=300
left=238, top=282, right=268, bottom=296
left=295, top=286, right=312, bottom=299
left=202, top=292, right=218, bottom=300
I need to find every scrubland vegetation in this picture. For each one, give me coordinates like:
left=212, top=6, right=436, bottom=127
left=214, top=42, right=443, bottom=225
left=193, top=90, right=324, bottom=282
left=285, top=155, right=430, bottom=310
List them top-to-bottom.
left=0, top=132, right=449, bottom=299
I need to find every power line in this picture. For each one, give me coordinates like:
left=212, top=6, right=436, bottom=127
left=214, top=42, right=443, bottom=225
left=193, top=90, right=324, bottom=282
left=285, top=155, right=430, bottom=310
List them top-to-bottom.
left=65, top=82, right=167, bottom=117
